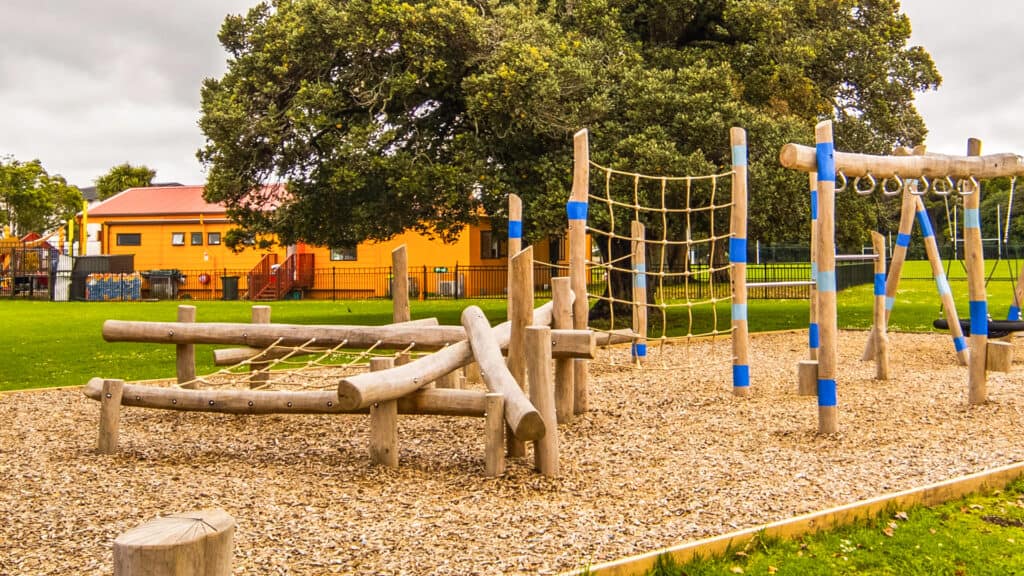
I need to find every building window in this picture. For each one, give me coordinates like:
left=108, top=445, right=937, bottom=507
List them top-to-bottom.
left=480, top=230, right=507, bottom=259
left=171, top=232, right=185, bottom=246
left=190, top=232, right=203, bottom=246
left=207, top=232, right=221, bottom=245
left=116, top=233, right=141, bottom=246
left=330, top=245, right=357, bottom=261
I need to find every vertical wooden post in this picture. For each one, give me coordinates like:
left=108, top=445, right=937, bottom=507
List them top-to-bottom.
left=814, top=121, right=839, bottom=434
left=730, top=127, right=750, bottom=396
left=569, top=129, right=590, bottom=414
left=964, top=138, right=988, bottom=405
left=808, top=171, right=819, bottom=362
left=864, top=179, right=916, bottom=362
left=508, top=193, right=523, bottom=263
left=916, top=195, right=969, bottom=365
left=630, top=220, right=648, bottom=365
left=870, top=231, right=889, bottom=380
left=392, top=245, right=410, bottom=323
left=507, top=246, right=533, bottom=457
left=551, top=277, right=574, bottom=424
left=176, top=305, right=196, bottom=387
left=249, top=305, right=271, bottom=388
left=527, top=326, right=559, bottom=477
left=369, top=357, right=398, bottom=467
left=464, top=362, right=482, bottom=386
left=435, top=371, right=459, bottom=389
left=97, top=378, right=124, bottom=454
left=484, top=393, right=505, bottom=477
left=113, top=509, right=235, bottom=576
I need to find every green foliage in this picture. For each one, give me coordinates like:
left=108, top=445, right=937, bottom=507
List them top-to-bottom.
left=198, top=0, right=940, bottom=252
left=0, top=156, right=83, bottom=236
left=94, top=162, right=156, bottom=200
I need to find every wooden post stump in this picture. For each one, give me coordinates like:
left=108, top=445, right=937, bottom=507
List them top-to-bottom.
left=176, top=305, right=196, bottom=387
left=249, top=306, right=271, bottom=388
left=527, top=326, right=559, bottom=477
left=987, top=340, right=1013, bottom=372
left=369, top=357, right=398, bottom=467
left=797, top=360, right=818, bottom=397
left=98, top=378, right=124, bottom=454
left=484, top=393, right=505, bottom=477
left=113, top=509, right=235, bottom=576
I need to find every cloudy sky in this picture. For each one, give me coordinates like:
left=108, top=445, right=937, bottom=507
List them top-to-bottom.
left=0, top=1, right=1019, bottom=188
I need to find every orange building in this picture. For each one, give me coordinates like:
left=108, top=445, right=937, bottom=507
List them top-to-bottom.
left=83, top=185, right=564, bottom=300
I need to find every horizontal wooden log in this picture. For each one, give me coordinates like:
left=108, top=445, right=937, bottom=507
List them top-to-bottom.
left=779, top=142, right=1024, bottom=180
left=337, top=301, right=557, bottom=411
left=462, top=306, right=545, bottom=441
left=594, top=329, right=638, bottom=346
left=83, top=377, right=487, bottom=417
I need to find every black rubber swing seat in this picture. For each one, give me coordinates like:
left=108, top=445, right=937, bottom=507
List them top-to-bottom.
left=933, top=318, right=1024, bottom=339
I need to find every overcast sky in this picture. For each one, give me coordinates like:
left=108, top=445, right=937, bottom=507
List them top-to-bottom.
left=0, top=1, right=1019, bottom=188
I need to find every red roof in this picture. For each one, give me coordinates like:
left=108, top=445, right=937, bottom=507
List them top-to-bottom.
left=88, top=186, right=226, bottom=217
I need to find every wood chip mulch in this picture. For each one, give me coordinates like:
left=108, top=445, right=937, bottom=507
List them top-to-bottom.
left=2, top=330, right=1023, bottom=575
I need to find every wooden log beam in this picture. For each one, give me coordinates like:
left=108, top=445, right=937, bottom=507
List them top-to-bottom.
left=780, top=142, right=1024, bottom=180
left=83, top=377, right=488, bottom=417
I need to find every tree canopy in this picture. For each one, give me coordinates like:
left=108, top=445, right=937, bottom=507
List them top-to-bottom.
left=198, top=0, right=940, bottom=252
left=0, top=156, right=83, bottom=237
left=94, top=163, right=156, bottom=200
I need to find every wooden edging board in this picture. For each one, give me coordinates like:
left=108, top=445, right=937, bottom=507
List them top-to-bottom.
left=561, top=460, right=1024, bottom=576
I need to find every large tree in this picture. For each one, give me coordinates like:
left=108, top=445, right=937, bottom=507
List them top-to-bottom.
left=198, top=0, right=939, bottom=260
left=0, top=156, right=83, bottom=237
left=94, top=163, right=156, bottom=200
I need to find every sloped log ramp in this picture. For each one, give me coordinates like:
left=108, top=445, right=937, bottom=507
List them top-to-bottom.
left=83, top=377, right=487, bottom=417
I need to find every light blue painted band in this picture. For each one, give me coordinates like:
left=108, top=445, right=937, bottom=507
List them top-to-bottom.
left=816, top=142, right=836, bottom=180
left=732, top=145, right=747, bottom=167
left=811, top=190, right=818, bottom=220
left=567, top=201, right=588, bottom=221
left=964, top=208, right=981, bottom=230
left=916, top=210, right=935, bottom=238
left=508, top=220, right=522, bottom=239
left=896, top=233, right=912, bottom=248
left=729, top=238, right=747, bottom=264
left=811, top=262, right=818, bottom=282
left=634, top=263, right=647, bottom=289
left=817, top=270, right=836, bottom=293
left=874, top=273, right=886, bottom=296
left=936, top=274, right=951, bottom=297
left=885, top=296, right=895, bottom=311
left=970, top=300, right=988, bottom=336
left=732, top=303, right=748, bottom=322
left=1009, top=305, right=1022, bottom=321
left=809, top=323, right=820, bottom=349
left=954, top=336, right=968, bottom=352
left=631, top=343, right=647, bottom=357
left=733, top=364, right=750, bottom=388
left=818, top=379, right=837, bottom=407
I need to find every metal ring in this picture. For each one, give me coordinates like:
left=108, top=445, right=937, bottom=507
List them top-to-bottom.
left=834, top=172, right=848, bottom=193
left=853, top=173, right=876, bottom=195
left=881, top=174, right=903, bottom=197
left=931, top=175, right=954, bottom=196
left=957, top=175, right=979, bottom=196
left=907, top=177, right=927, bottom=196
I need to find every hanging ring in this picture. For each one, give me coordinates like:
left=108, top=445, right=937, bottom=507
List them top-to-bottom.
left=834, top=172, right=848, bottom=193
left=853, top=173, right=876, bottom=195
left=881, top=174, right=903, bottom=197
left=932, top=175, right=954, bottom=196
left=957, top=175, right=979, bottom=196
left=908, top=176, right=927, bottom=196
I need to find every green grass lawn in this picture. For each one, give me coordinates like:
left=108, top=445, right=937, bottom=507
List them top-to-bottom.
left=646, top=477, right=1024, bottom=576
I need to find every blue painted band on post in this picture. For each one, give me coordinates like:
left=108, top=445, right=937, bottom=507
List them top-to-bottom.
left=816, top=142, right=836, bottom=180
left=732, top=145, right=747, bottom=166
left=811, top=191, right=818, bottom=220
left=567, top=201, right=588, bottom=221
left=964, top=208, right=981, bottom=230
left=916, top=211, right=935, bottom=238
left=508, top=220, right=522, bottom=239
left=896, top=233, right=911, bottom=248
left=729, top=238, right=748, bottom=264
left=811, top=262, right=818, bottom=282
left=634, top=264, right=647, bottom=289
left=817, top=270, right=836, bottom=293
left=874, top=273, right=886, bottom=296
left=936, top=275, right=951, bottom=297
left=885, top=296, right=895, bottom=311
left=969, top=300, right=988, bottom=336
left=732, top=303, right=748, bottom=322
left=1009, top=305, right=1022, bottom=321
left=809, top=323, right=820, bottom=349
left=954, top=336, right=968, bottom=352
left=631, top=343, right=647, bottom=357
left=733, top=364, right=751, bottom=388
left=818, top=379, right=837, bottom=407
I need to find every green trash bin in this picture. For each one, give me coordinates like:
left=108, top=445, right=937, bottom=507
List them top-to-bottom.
left=221, top=276, right=239, bottom=300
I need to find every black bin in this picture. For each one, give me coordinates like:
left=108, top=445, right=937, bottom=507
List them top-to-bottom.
left=221, top=276, right=239, bottom=300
